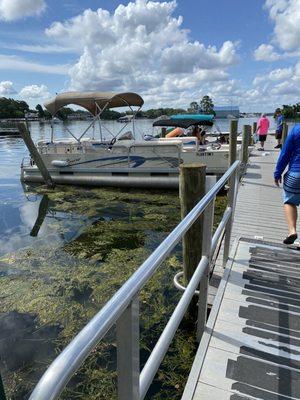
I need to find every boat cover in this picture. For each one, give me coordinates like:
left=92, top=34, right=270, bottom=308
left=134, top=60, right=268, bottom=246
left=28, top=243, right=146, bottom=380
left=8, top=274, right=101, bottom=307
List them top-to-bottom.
left=44, top=92, right=144, bottom=115
left=170, top=114, right=214, bottom=122
left=153, top=118, right=214, bottom=128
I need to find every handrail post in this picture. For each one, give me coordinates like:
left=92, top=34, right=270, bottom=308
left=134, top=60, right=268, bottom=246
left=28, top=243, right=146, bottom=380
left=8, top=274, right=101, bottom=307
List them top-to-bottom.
left=229, top=120, right=238, bottom=166
left=282, top=123, right=288, bottom=146
left=240, top=125, right=251, bottom=173
left=223, top=168, right=238, bottom=267
left=197, top=199, right=215, bottom=341
left=116, top=296, right=140, bottom=400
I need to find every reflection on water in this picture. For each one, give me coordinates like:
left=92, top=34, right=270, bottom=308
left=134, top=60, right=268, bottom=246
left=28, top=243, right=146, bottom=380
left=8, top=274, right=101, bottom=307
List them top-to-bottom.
left=0, top=118, right=258, bottom=399
left=0, top=183, right=184, bottom=399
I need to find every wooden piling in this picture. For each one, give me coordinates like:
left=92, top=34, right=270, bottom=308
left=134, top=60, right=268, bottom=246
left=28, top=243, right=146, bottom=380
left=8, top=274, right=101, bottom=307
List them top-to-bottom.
left=228, top=120, right=238, bottom=166
left=282, top=122, right=288, bottom=146
left=18, top=123, right=55, bottom=188
left=241, top=125, right=251, bottom=170
left=180, top=163, right=206, bottom=285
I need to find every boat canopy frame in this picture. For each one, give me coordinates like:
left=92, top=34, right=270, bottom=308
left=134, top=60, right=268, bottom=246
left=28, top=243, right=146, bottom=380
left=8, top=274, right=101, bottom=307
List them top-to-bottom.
left=44, top=92, right=144, bottom=143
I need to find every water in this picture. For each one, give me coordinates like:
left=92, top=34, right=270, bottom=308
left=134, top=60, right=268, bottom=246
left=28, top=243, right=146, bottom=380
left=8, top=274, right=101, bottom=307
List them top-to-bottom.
left=0, top=117, right=264, bottom=399
left=0, top=117, right=267, bottom=255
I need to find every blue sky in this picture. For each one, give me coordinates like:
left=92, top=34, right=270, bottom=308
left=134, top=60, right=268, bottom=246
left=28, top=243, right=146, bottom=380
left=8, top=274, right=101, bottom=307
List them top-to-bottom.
left=0, top=0, right=299, bottom=112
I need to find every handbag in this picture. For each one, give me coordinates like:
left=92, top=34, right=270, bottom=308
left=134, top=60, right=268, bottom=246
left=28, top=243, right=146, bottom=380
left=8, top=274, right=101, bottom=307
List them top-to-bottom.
left=253, top=133, right=259, bottom=144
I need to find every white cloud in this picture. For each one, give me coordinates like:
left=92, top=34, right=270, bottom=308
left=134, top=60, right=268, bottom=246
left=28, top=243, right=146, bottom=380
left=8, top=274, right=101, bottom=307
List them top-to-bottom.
left=0, top=0, right=46, bottom=21
left=44, top=0, right=239, bottom=104
left=265, top=0, right=300, bottom=51
left=254, top=1, right=300, bottom=62
left=161, top=41, right=238, bottom=73
left=2, top=43, right=76, bottom=54
left=253, top=44, right=281, bottom=61
left=0, top=54, right=68, bottom=75
left=249, top=60, right=300, bottom=110
left=268, top=67, right=293, bottom=80
left=253, top=75, right=266, bottom=86
left=0, top=80, right=16, bottom=95
left=271, top=80, right=300, bottom=95
left=19, top=84, right=50, bottom=99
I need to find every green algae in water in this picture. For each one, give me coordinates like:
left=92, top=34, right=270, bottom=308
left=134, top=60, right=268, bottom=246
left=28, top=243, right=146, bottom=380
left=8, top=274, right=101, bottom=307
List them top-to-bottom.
left=0, top=185, right=227, bottom=399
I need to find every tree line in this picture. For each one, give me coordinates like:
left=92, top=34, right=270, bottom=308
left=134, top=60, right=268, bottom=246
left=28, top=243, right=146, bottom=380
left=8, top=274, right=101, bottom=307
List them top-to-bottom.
left=1, top=96, right=299, bottom=120
left=0, top=98, right=189, bottom=120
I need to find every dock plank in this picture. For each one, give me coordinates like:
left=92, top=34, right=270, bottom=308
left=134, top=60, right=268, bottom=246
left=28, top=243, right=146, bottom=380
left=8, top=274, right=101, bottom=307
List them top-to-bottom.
left=184, top=239, right=300, bottom=400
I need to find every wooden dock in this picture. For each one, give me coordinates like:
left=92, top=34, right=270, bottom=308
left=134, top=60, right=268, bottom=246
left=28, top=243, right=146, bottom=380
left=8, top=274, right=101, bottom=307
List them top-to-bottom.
left=184, top=134, right=300, bottom=399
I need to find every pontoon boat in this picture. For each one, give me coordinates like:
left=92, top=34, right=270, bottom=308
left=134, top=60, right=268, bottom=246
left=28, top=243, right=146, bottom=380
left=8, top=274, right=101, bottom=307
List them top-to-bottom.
left=21, top=92, right=239, bottom=189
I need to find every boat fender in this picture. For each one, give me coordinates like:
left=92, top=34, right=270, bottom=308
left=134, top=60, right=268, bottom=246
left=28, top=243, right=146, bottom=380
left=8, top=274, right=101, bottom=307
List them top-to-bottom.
left=51, top=160, right=69, bottom=167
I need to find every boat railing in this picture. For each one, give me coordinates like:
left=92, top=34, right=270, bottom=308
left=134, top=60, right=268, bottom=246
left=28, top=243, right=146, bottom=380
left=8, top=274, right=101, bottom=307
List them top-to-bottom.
left=21, top=157, right=32, bottom=168
left=28, top=160, right=241, bottom=400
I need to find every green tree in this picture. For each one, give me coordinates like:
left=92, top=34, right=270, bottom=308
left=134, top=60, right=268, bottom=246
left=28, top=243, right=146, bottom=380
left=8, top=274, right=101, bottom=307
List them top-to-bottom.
left=199, top=95, right=214, bottom=114
left=0, top=98, right=29, bottom=118
left=188, top=102, right=199, bottom=113
left=274, top=103, right=300, bottom=120
left=35, top=104, right=44, bottom=118
left=56, top=107, right=74, bottom=121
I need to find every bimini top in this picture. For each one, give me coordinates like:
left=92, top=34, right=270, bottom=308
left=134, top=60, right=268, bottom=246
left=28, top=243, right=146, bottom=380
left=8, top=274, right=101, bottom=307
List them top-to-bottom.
left=44, top=91, right=144, bottom=116
left=170, top=114, right=215, bottom=122
left=153, top=118, right=214, bottom=128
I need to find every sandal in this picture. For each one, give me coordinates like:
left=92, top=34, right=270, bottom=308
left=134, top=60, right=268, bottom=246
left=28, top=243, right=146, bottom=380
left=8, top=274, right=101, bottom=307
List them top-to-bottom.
left=283, top=233, right=298, bottom=244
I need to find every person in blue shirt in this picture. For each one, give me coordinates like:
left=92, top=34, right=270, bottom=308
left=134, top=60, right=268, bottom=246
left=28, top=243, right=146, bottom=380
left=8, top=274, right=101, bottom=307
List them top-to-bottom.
left=274, top=108, right=284, bottom=149
left=274, top=124, right=300, bottom=244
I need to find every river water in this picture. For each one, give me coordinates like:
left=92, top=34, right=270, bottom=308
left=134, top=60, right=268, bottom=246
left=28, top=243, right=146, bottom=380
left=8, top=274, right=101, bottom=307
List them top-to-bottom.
left=0, top=117, right=272, bottom=400
left=0, top=117, right=269, bottom=257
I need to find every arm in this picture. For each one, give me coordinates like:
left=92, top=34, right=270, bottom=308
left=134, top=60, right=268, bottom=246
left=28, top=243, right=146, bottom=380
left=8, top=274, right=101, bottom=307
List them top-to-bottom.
left=274, top=127, right=295, bottom=182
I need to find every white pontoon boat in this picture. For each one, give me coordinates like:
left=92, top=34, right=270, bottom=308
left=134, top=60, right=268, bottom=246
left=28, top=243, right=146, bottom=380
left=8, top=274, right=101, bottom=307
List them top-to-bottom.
left=21, top=92, right=240, bottom=189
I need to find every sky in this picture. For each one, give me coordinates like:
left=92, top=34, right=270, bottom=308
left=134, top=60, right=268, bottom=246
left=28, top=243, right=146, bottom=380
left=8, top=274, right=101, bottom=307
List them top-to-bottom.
left=0, top=0, right=299, bottom=112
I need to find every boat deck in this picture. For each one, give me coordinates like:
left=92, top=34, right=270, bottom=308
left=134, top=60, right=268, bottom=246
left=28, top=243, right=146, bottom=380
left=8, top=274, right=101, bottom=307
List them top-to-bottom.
left=184, top=134, right=300, bottom=399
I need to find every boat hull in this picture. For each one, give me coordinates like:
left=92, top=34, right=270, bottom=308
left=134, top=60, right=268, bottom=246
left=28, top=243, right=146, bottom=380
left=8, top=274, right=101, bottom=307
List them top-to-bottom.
left=21, top=140, right=237, bottom=188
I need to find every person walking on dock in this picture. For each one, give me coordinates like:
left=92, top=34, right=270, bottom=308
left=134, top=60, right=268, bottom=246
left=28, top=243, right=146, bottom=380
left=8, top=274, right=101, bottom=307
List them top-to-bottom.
left=274, top=108, right=284, bottom=149
left=256, top=113, right=270, bottom=151
left=274, top=124, right=300, bottom=244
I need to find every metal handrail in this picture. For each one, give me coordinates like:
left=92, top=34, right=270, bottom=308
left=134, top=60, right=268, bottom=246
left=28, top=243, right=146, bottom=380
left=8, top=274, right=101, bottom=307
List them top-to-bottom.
left=29, top=160, right=240, bottom=400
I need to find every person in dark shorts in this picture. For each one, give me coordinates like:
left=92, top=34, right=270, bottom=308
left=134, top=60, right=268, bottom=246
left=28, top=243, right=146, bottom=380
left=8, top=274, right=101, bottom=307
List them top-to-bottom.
left=274, top=108, right=283, bottom=149
left=256, top=113, right=270, bottom=151
left=274, top=124, right=300, bottom=244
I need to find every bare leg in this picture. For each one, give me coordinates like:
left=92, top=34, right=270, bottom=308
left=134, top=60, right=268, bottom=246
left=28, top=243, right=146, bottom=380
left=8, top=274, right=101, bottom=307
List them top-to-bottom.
left=260, top=140, right=264, bottom=149
left=284, top=204, right=297, bottom=235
